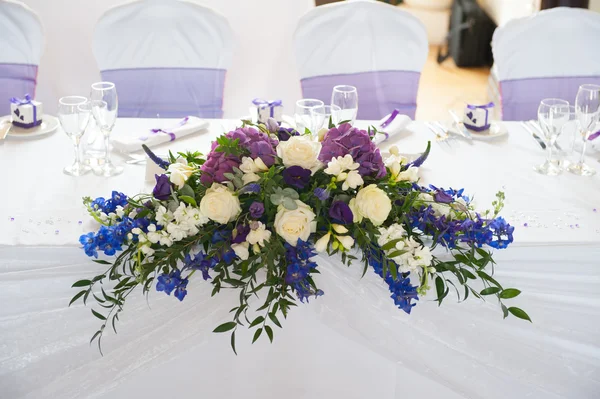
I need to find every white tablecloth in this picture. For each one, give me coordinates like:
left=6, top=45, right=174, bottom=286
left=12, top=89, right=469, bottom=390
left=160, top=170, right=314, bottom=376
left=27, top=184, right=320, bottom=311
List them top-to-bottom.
left=1, top=118, right=599, bottom=398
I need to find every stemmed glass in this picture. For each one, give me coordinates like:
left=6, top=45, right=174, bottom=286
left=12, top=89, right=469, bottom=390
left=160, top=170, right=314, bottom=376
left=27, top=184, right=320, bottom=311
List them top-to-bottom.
left=90, top=82, right=122, bottom=176
left=568, top=84, right=600, bottom=176
left=331, top=85, right=358, bottom=125
left=58, top=96, right=91, bottom=176
left=534, top=98, right=570, bottom=176
left=295, top=99, right=324, bottom=134
left=311, top=105, right=341, bottom=133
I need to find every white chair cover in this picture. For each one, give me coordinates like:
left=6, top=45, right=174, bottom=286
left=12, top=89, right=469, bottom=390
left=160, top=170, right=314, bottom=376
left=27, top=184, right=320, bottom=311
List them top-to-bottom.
left=0, top=0, right=44, bottom=115
left=93, top=0, right=233, bottom=118
left=293, top=0, right=428, bottom=119
left=492, top=7, right=600, bottom=120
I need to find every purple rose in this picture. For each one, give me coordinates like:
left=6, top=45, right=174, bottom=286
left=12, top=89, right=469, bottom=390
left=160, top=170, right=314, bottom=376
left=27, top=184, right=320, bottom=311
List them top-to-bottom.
left=282, top=166, right=311, bottom=189
left=152, top=174, right=172, bottom=200
left=434, top=190, right=453, bottom=204
left=249, top=201, right=265, bottom=219
left=329, top=201, right=353, bottom=225
left=232, top=224, right=250, bottom=244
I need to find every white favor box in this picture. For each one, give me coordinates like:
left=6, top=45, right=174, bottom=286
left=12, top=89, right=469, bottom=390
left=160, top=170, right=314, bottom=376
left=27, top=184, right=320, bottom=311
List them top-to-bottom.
left=11, top=100, right=43, bottom=128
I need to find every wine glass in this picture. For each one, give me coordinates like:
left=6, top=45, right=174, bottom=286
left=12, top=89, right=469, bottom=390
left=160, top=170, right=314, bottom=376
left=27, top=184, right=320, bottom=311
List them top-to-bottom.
left=90, top=81, right=122, bottom=176
left=568, top=84, right=600, bottom=176
left=331, top=85, right=358, bottom=125
left=58, top=96, right=91, bottom=176
left=534, top=98, right=570, bottom=176
left=295, top=99, right=324, bottom=134
left=311, top=104, right=341, bottom=133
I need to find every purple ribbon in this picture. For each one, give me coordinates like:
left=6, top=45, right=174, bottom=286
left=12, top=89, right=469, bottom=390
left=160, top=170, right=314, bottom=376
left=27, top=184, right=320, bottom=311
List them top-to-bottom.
left=10, top=94, right=37, bottom=123
left=252, top=98, right=282, bottom=118
left=466, top=102, right=494, bottom=110
left=380, top=109, right=399, bottom=128
left=142, top=116, right=190, bottom=142
left=589, top=130, right=600, bottom=141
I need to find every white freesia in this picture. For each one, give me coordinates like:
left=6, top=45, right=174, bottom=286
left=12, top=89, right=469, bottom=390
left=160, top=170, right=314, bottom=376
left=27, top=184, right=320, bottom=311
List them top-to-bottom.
left=317, top=127, right=329, bottom=142
left=276, top=136, right=322, bottom=173
left=324, top=154, right=359, bottom=177
left=239, top=156, right=269, bottom=174
left=168, top=158, right=196, bottom=189
left=395, top=166, right=419, bottom=182
left=341, top=170, right=364, bottom=191
left=242, top=172, right=260, bottom=185
left=200, top=183, right=241, bottom=224
left=353, top=185, right=392, bottom=226
left=274, top=200, right=317, bottom=246
left=246, top=222, right=272, bottom=247
left=331, top=224, right=348, bottom=234
left=314, top=232, right=331, bottom=252
left=336, top=235, right=355, bottom=250
left=231, top=242, right=249, bottom=260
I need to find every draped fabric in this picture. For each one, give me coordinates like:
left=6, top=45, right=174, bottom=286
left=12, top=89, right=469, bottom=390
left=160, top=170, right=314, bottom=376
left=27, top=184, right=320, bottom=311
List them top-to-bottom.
left=93, top=0, right=233, bottom=119
left=293, top=0, right=428, bottom=120
left=101, top=68, right=226, bottom=118
left=300, top=70, right=421, bottom=120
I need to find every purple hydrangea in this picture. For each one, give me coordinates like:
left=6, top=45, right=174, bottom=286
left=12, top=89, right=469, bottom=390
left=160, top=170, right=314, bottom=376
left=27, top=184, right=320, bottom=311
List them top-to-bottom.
left=318, top=123, right=386, bottom=178
left=200, top=150, right=240, bottom=185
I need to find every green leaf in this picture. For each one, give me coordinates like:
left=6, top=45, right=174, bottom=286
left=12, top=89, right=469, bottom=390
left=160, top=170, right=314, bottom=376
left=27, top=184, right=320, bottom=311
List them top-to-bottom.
left=223, top=173, right=236, bottom=181
left=179, top=184, right=195, bottom=198
left=179, top=195, right=197, bottom=207
left=282, top=197, right=298, bottom=210
left=381, top=238, right=403, bottom=251
left=387, top=250, right=407, bottom=259
left=93, top=260, right=111, bottom=265
left=460, top=268, right=477, bottom=280
left=476, top=270, right=503, bottom=289
left=435, top=276, right=446, bottom=305
left=223, top=278, right=244, bottom=287
left=72, top=279, right=92, bottom=288
left=480, top=287, right=501, bottom=295
left=499, top=288, right=521, bottom=299
left=69, top=290, right=87, bottom=306
left=501, top=303, right=509, bottom=319
left=508, top=307, right=532, bottom=322
left=91, top=309, right=106, bottom=321
left=269, top=313, right=282, bottom=328
left=249, top=316, right=265, bottom=328
left=213, top=322, right=237, bottom=333
left=265, top=325, right=274, bottom=342
left=252, top=328, right=263, bottom=343
left=90, top=330, right=102, bottom=345
left=230, top=331, right=238, bottom=355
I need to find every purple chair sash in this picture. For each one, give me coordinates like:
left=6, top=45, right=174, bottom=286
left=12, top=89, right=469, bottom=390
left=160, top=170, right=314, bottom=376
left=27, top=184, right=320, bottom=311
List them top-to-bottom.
left=0, top=63, right=38, bottom=115
left=101, top=67, right=227, bottom=118
left=300, top=70, right=421, bottom=120
left=500, top=76, right=600, bottom=121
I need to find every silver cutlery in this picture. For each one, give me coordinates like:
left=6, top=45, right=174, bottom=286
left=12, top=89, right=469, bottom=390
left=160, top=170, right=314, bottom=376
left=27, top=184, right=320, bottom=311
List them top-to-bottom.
left=448, top=110, right=473, bottom=140
left=0, top=120, right=11, bottom=140
left=528, top=120, right=563, bottom=152
left=521, top=121, right=546, bottom=150
left=425, top=122, right=452, bottom=147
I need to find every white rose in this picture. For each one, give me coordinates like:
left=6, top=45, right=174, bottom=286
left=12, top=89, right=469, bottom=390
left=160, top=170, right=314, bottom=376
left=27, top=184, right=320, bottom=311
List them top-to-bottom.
left=276, top=136, right=322, bottom=173
left=168, top=158, right=196, bottom=189
left=342, top=170, right=364, bottom=191
left=199, top=183, right=241, bottom=224
left=354, top=185, right=392, bottom=226
left=348, top=198, right=363, bottom=223
left=274, top=200, right=317, bottom=246
left=246, top=222, right=272, bottom=247
left=314, top=232, right=331, bottom=252
left=231, top=242, right=249, bottom=260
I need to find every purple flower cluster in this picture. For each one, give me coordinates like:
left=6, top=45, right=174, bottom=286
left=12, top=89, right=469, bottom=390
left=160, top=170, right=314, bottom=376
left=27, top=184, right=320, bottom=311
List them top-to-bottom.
left=318, top=123, right=386, bottom=178
left=201, top=127, right=278, bottom=185
left=284, top=239, right=323, bottom=302
left=367, top=247, right=419, bottom=314
left=156, top=269, right=188, bottom=301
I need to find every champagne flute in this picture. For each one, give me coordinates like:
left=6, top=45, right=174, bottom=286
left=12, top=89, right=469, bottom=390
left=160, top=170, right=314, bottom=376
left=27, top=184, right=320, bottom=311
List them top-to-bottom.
left=90, top=81, right=122, bottom=176
left=568, top=84, right=600, bottom=176
left=331, top=85, right=358, bottom=125
left=58, top=96, right=91, bottom=176
left=534, top=98, right=570, bottom=176
left=295, top=99, right=324, bottom=134
left=311, top=104, right=341, bottom=133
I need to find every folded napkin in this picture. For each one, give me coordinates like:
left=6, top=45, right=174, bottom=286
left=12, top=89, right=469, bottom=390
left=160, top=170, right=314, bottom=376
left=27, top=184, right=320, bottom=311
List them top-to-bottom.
left=373, top=110, right=412, bottom=144
left=112, top=116, right=209, bottom=153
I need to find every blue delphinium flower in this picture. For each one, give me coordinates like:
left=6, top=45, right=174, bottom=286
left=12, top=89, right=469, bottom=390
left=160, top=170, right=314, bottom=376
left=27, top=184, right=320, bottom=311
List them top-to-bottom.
left=314, top=187, right=330, bottom=201
left=111, top=191, right=128, bottom=207
left=91, top=197, right=105, bottom=211
left=488, top=217, right=514, bottom=249
left=211, top=229, right=230, bottom=244
left=79, top=232, right=98, bottom=258
left=284, top=239, right=321, bottom=302
left=183, top=251, right=217, bottom=280
left=156, top=269, right=182, bottom=295
left=174, top=279, right=188, bottom=301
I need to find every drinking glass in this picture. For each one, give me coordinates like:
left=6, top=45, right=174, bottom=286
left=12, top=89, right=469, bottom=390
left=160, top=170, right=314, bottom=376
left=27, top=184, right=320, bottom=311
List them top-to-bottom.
left=90, top=81, right=122, bottom=176
left=568, top=84, right=600, bottom=176
left=331, top=85, right=358, bottom=125
left=58, top=96, right=91, bottom=176
left=534, top=98, right=570, bottom=175
left=295, top=99, right=324, bottom=134
left=311, top=104, right=341, bottom=133
left=555, top=106, right=579, bottom=168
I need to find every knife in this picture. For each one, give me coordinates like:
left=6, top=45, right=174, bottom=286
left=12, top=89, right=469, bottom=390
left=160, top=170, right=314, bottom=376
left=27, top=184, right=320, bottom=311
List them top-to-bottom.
left=448, top=110, right=473, bottom=140
left=0, top=120, right=11, bottom=140
left=528, top=120, right=562, bottom=152
left=521, top=122, right=546, bottom=150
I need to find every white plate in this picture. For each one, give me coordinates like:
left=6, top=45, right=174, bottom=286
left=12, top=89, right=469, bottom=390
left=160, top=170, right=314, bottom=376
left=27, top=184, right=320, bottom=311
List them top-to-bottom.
left=0, top=114, right=59, bottom=138
left=468, top=122, right=508, bottom=141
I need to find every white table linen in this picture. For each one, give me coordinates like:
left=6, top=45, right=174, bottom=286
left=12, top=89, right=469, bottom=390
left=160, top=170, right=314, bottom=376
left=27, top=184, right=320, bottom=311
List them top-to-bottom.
left=1, top=118, right=599, bottom=399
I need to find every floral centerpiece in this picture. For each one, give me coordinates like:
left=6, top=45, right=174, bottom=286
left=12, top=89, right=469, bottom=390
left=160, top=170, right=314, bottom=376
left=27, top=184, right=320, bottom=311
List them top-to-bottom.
left=72, top=118, right=528, bottom=354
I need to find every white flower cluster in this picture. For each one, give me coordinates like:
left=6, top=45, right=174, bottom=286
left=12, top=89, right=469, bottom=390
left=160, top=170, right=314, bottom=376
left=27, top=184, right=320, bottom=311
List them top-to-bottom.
left=386, top=146, right=419, bottom=183
left=324, top=154, right=364, bottom=191
left=239, top=156, right=269, bottom=185
left=167, top=158, right=196, bottom=189
left=133, top=203, right=209, bottom=256
left=97, top=205, right=126, bottom=224
left=231, top=221, right=272, bottom=260
left=377, top=223, right=433, bottom=274
left=314, top=224, right=355, bottom=252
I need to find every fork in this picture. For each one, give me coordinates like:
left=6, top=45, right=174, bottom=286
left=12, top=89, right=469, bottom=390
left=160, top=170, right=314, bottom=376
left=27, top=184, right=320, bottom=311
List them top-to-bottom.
left=425, top=122, right=452, bottom=147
